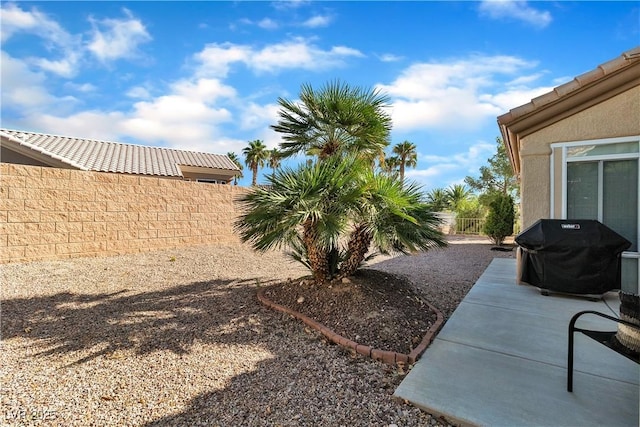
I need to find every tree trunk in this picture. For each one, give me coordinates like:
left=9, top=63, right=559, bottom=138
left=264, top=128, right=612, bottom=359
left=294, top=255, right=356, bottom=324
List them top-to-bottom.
left=251, top=166, right=258, bottom=186
left=302, top=219, right=330, bottom=283
left=338, top=224, right=372, bottom=279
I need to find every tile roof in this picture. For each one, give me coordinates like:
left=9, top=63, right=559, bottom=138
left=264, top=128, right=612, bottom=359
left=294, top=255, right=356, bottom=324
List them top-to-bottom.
left=497, top=46, right=640, bottom=175
left=498, top=46, right=640, bottom=127
left=0, top=128, right=240, bottom=178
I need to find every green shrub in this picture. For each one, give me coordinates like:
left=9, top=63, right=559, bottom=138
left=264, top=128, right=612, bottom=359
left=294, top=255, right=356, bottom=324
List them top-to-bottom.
left=483, top=193, right=514, bottom=245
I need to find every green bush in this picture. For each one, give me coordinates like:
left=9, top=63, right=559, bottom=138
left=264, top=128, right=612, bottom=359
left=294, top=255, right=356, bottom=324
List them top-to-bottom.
left=483, top=193, right=514, bottom=245
left=455, top=197, right=486, bottom=219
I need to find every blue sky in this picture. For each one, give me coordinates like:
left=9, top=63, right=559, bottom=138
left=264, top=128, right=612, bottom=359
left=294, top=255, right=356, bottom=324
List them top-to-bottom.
left=1, top=1, right=638, bottom=189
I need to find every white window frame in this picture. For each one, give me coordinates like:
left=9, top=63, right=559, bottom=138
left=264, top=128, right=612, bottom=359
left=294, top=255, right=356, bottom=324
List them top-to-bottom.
left=550, top=136, right=640, bottom=289
left=196, top=178, right=225, bottom=184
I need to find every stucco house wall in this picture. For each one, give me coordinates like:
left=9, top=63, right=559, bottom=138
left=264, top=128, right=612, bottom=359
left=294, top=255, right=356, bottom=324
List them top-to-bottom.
left=518, top=85, right=640, bottom=227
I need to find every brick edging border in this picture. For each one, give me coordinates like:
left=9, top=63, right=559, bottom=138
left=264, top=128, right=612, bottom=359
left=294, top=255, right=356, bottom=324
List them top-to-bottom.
left=257, top=286, right=445, bottom=366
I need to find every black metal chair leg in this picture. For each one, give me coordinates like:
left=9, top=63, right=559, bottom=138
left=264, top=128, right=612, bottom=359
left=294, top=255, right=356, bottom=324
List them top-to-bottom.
left=567, top=310, right=640, bottom=393
left=567, top=312, right=579, bottom=392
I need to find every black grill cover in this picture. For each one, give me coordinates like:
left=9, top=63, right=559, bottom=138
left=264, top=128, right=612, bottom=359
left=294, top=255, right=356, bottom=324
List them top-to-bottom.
left=515, top=219, right=631, bottom=294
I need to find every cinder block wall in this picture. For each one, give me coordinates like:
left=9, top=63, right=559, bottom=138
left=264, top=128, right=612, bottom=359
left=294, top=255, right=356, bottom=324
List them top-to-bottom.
left=0, top=163, right=246, bottom=263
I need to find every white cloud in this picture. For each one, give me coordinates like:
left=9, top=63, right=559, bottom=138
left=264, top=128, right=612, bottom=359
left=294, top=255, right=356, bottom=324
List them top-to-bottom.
left=271, top=0, right=310, bottom=11
left=478, top=1, right=552, bottom=28
left=0, top=2, right=74, bottom=45
left=1, top=3, right=82, bottom=77
left=1, top=3, right=154, bottom=77
left=87, top=8, right=152, bottom=62
left=302, top=15, right=332, bottom=28
left=258, top=18, right=279, bottom=30
left=196, top=38, right=364, bottom=77
left=250, top=39, right=364, bottom=73
left=195, top=43, right=252, bottom=77
left=0, top=51, right=65, bottom=111
left=379, top=53, right=403, bottom=62
left=31, top=54, right=81, bottom=78
left=377, top=55, right=542, bottom=132
left=120, top=78, right=235, bottom=143
left=171, top=78, right=237, bottom=102
left=64, top=82, right=97, bottom=93
left=482, top=85, right=554, bottom=113
left=126, top=86, right=152, bottom=99
left=239, top=102, right=281, bottom=131
left=37, top=111, right=126, bottom=141
left=406, top=141, right=496, bottom=190
left=420, top=141, right=494, bottom=170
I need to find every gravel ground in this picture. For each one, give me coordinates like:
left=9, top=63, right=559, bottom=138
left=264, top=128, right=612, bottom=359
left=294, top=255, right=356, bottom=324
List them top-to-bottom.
left=1, top=236, right=514, bottom=426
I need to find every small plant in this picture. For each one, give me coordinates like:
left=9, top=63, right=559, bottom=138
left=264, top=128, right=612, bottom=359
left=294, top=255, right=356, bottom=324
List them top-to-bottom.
left=484, top=193, right=515, bottom=246
left=169, top=256, right=176, bottom=262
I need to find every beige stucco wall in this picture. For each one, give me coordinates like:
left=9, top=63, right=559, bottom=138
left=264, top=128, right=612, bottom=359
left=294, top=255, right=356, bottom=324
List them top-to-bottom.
left=518, top=85, right=640, bottom=228
left=0, top=163, right=246, bottom=263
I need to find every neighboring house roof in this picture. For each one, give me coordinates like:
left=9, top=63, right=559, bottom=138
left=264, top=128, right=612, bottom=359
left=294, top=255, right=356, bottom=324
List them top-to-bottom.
left=498, top=46, right=640, bottom=176
left=0, top=128, right=240, bottom=178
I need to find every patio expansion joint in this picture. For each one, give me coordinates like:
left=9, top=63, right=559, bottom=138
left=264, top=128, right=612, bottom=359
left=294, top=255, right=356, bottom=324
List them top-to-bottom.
left=455, top=299, right=555, bottom=317
left=436, top=333, right=639, bottom=386
left=435, top=336, right=568, bottom=371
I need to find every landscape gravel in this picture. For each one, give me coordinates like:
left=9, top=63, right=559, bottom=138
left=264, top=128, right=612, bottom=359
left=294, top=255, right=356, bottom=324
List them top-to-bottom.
left=1, top=236, right=514, bottom=426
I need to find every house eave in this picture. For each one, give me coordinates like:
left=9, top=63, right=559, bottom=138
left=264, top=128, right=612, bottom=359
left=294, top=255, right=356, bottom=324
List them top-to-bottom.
left=498, top=48, right=640, bottom=176
left=1, top=133, right=84, bottom=170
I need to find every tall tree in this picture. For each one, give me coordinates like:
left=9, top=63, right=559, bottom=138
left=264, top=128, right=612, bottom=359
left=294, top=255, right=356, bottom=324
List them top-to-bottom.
left=271, top=80, right=392, bottom=163
left=464, top=137, right=519, bottom=205
left=242, top=140, right=269, bottom=186
left=392, top=140, right=418, bottom=183
left=226, top=152, right=244, bottom=185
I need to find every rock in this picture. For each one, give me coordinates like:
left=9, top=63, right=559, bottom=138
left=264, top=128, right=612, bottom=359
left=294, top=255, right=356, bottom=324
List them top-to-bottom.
left=341, top=277, right=351, bottom=284
left=297, top=296, right=305, bottom=303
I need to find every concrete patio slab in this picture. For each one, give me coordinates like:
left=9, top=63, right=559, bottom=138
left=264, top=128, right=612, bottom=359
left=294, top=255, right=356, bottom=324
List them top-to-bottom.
left=394, top=258, right=639, bottom=427
left=437, top=301, right=637, bottom=384
left=396, top=340, right=639, bottom=427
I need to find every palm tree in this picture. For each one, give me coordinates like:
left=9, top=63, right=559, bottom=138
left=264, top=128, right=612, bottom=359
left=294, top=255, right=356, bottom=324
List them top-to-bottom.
left=271, top=80, right=392, bottom=162
left=242, top=140, right=269, bottom=186
left=392, top=140, right=418, bottom=183
left=268, top=148, right=282, bottom=173
left=226, top=152, right=244, bottom=185
left=382, top=155, right=401, bottom=176
left=235, top=156, right=445, bottom=283
left=446, top=184, right=472, bottom=212
left=426, top=188, right=450, bottom=212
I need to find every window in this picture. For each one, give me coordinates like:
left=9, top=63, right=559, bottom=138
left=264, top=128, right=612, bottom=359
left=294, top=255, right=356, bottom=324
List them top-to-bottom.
left=559, top=138, right=640, bottom=293
left=196, top=178, right=225, bottom=184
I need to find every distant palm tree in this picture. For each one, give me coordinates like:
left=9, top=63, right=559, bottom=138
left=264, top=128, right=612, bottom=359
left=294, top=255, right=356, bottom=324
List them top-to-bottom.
left=272, top=80, right=392, bottom=163
left=242, top=140, right=269, bottom=186
left=392, top=140, right=418, bottom=183
left=268, top=148, right=282, bottom=173
left=226, top=152, right=244, bottom=185
left=382, top=155, right=401, bottom=176
left=446, top=184, right=472, bottom=211
left=426, top=188, right=450, bottom=212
